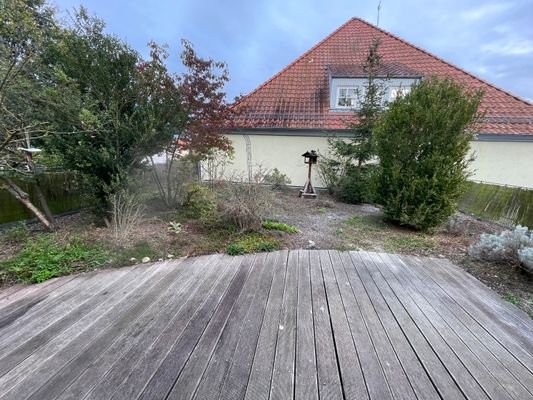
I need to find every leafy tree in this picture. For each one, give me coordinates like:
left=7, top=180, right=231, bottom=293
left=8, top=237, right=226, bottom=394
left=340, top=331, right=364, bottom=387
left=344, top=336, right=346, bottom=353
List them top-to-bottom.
left=0, top=0, right=67, bottom=230
left=45, top=9, right=183, bottom=216
left=319, top=38, right=385, bottom=203
left=338, top=38, right=385, bottom=167
left=178, top=39, right=232, bottom=156
left=150, top=40, right=233, bottom=208
left=374, top=77, right=483, bottom=230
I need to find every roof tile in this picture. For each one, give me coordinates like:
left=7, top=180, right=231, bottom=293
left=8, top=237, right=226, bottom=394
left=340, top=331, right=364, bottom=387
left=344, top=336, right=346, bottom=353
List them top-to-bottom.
left=232, top=18, right=533, bottom=135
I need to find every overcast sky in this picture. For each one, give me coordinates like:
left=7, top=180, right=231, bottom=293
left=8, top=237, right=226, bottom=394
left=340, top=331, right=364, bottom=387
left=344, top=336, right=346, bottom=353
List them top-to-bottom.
left=52, top=0, right=533, bottom=102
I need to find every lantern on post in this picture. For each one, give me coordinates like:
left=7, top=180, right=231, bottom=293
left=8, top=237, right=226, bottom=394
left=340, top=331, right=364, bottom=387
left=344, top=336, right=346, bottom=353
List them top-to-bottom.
left=299, top=150, right=319, bottom=198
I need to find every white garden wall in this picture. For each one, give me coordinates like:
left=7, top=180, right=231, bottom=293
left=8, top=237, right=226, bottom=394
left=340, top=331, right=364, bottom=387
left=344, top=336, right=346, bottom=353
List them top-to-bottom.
left=201, top=133, right=533, bottom=189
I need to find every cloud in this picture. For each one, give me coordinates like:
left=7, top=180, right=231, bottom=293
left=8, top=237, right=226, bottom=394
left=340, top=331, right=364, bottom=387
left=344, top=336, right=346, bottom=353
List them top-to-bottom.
left=51, top=0, right=533, bottom=101
left=459, top=2, right=514, bottom=22
left=482, top=39, right=533, bottom=55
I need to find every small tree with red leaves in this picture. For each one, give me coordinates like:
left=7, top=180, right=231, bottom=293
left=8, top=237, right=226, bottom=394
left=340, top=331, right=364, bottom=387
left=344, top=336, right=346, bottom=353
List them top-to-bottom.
left=150, top=40, right=235, bottom=208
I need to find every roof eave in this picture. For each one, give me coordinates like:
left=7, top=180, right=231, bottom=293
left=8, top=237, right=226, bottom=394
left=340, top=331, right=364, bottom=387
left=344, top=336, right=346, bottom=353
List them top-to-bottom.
left=229, top=128, right=533, bottom=140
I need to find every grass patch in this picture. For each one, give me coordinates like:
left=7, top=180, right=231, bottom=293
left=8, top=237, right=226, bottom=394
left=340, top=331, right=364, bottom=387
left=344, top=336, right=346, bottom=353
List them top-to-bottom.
left=338, top=214, right=436, bottom=254
left=344, top=214, right=388, bottom=230
left=262, top=220, right=299, bottom=233
left=2, top=222, right=31, bottom=244
left=226, top=233, right=279, bottom=256
left=0, top=235, right=108, bottom=284
left=383, top=235, right=436, bottom=253
left=502, top=293, right=522, bottom=306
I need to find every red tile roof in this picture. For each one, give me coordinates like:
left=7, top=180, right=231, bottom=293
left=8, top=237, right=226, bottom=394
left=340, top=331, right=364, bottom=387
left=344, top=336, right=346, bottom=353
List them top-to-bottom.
left=232, top=18, right=533, bottom=135
left=329, top=62, right=421, bottom=78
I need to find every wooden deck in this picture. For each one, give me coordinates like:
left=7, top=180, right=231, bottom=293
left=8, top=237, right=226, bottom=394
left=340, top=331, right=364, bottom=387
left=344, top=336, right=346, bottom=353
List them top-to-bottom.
left=0, top=250, right=532, bottom=400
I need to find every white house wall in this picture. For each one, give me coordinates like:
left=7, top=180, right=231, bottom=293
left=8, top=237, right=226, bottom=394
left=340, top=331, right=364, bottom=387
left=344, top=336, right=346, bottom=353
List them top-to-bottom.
left=203, top=133, right=533, bottom=189
left=468, top=141, right=533, bottom=188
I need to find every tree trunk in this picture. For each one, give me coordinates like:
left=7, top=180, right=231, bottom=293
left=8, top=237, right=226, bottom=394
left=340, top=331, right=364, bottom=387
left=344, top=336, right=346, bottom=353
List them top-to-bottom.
left=21, top=134, right=57, bottom=227
left=22, top=151, right=56, bottom=227
left=0, top=177, right=53, bottom=231
left=34, top=183, right=56, bottom=226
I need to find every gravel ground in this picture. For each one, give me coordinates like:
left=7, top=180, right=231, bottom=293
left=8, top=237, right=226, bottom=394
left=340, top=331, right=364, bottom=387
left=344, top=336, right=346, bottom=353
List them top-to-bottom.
left=270, top=189, right=532, bottom=317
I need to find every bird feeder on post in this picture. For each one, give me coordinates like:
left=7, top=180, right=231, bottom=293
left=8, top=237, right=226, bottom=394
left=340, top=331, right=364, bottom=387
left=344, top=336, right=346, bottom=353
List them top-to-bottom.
left=299, top=150, right=319, bottom=198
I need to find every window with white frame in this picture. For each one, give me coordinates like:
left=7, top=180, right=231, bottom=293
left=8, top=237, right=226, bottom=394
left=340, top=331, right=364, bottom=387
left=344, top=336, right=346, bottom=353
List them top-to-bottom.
left=389, top=86, right=411, bottom=100
left=336, top=87, right=358, bottom=108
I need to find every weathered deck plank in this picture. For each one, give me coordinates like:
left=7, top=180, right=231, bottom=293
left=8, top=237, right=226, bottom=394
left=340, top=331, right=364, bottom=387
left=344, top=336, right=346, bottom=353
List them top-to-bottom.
left=269, top=249, right=299, bottom=400
left=0, top=250, right=531, bottom=400
left=294, top=250, right=318, bottom=400
left=309, top=250, right=343, bottom=400
left=318, top=250, right=372, bottom=400
left=330, top=250, right=415, bottom=400
left=243, top=251, right=288, bottom=400
left=339, top=251, right=440, bottom=400
left=217, top=252, right=279, bottom=400
left=354, top=252, right=467, bottom=399
left=365, top=252, right=492, bottom=400
left=192, top=253, right=274, bottom=400
left=375, top=253, right=514, bottom=399
left=390, top=253, right=533, bottom=400
left=107, top=254, right=241, bottom=400
left=167, top=254, right=268, bottom=400
left=404, top=255, right=533, bottom=389
left=55, top=256, right=215, bottom=400
left=410, top=256, right=533, bottom=370
left=432, top=258, right=533, bottom=353
left=437, top=258, right=533, bottom=332
left=2, top=261, right=184, bottom=400
left=0, top=263, right=161, bottom=382
left=0, top=263, right=160, bottom=396
left=0, top=267, right=134, bottom=348
left=0, top=274, right=86, bottom=332
left=0, top=275, right=77, bottom=312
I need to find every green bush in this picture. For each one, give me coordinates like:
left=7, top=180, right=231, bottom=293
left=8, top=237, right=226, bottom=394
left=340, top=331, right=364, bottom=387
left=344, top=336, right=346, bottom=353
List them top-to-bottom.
left=374, top=77, right=483, bottom=230
left=316, top=152, right=346, bottom=196
left=317, top=157, right=377, bottom=203
left=336, top=164, right=377, bottom=204
left=264, top=168, right=292, bottom=190
left=177, top=183, right=225, bottom=229
left=262, top=220, right=299, bottom=233
left=225, top=233, right=279, bottom=255
left=0, top=236, right=109, bottom=283
left=226, top=243, right=245, bottom=256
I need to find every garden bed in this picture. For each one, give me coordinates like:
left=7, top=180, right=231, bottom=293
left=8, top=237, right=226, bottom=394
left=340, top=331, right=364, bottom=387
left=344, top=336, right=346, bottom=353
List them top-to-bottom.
left=1, top=188, right=531, bottom=317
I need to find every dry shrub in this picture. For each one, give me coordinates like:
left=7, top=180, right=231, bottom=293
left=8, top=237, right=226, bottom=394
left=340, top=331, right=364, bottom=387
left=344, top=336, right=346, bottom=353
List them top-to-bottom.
left=218, top=178, right=274, bottom=232
left=109, top=190, right=145, bottom=245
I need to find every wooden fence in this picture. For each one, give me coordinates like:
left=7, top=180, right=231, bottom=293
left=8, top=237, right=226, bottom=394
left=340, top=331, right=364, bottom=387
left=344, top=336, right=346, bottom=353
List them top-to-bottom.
left=0, top=173, right=84, bottom=225
left=2, top=174, right=532, bottom=229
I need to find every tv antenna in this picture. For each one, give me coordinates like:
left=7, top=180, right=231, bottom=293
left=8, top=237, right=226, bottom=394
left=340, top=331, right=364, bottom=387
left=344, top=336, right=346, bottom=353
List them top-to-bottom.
left=377, top=1, right=382, bottom=26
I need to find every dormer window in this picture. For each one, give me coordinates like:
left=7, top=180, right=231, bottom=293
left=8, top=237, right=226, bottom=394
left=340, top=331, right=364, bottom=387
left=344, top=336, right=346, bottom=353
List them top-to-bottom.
left=328, top=63, right=422, bottom=111
left=389, top=86, right=411, bottom=100
left=336, top=87, right=358, bottom=108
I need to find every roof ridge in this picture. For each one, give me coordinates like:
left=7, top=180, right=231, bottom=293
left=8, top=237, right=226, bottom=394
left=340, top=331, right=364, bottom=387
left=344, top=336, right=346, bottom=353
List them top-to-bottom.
left=351, top=17, right=532, bottom=106
left=232, top=18, right=358, bottom=108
